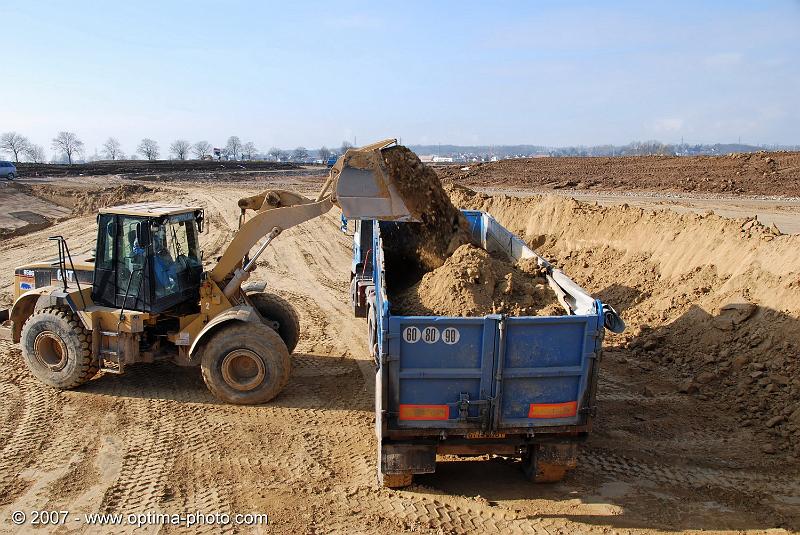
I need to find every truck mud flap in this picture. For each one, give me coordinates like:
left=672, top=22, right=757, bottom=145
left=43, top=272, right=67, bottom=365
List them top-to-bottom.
left=381, top=443, right=436, bottom=475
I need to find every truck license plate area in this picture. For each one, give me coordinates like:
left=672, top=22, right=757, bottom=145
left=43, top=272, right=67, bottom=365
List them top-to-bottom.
left=466, top=431, right=506, bottom=439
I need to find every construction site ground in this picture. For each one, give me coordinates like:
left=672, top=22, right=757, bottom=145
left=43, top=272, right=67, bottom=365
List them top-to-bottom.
left=1, top=155, right=799, bottom=534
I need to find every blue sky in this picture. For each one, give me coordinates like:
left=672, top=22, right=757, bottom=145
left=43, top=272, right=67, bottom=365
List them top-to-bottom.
left=1, top=0, right=798, bottom=156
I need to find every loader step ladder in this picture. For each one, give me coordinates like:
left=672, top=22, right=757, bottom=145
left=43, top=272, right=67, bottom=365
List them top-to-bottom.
left=99, top=330, right=124, bottom=374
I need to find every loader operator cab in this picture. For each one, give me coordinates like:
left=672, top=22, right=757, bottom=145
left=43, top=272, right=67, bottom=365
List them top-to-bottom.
left=92, top=203, right=204, bottom=313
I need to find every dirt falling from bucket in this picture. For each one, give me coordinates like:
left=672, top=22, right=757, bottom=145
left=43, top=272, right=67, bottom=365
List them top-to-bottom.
left=380, top=146, right=473, bottom=272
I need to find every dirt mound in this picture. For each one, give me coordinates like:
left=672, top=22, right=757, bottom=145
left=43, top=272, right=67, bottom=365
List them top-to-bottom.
left=381, top=146, right=472, bottom=271
left=437, top=151, right=800, bottom=197
left=30, top=184, right=162, bottom=215
left=72, top=184, right=160, bottom=215
left=448, top=184, right=800, bottom=457
left=393, top=244, right=562, bottom=316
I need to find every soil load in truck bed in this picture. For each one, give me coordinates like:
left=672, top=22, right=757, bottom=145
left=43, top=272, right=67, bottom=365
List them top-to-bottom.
left=392, top=244, right=563, bottom=316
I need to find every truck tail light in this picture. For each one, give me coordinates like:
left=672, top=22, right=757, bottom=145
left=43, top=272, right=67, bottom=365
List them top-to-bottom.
left=528, top=401, right=578, bottom=419
left=399, top=404, right=449, bottom=421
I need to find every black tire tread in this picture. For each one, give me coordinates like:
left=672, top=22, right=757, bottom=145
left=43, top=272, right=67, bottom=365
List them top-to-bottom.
left=249, top=292, right=301, bottom=354
left=21, top=307, right=98, bottom=389
left=200, top=321, right=291, bottom=405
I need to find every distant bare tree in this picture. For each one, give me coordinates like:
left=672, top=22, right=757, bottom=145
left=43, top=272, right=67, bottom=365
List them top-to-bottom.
left=1, top=132, right=31, bottom=163
left=51, top=132, right=84, bottom=164
left=225, top=136, right=242, bottom=160
left=102, top=137, right=123, bottom=160
left=137, top=138, right=160, bottom=160
left=170, top=139, right=191, bottom=160
left=193, top=140, right=212, bottom=159
left=242, top=141, right=258, bottom=160
left=340, top=141, right=354, bottom=155
left=23, top=144, right=46, bottom=163
left=291, top=146, right=309, bottom=162
left=318, top=146, right=331, bottom=163
left=268, top=147, right=282, bottom=161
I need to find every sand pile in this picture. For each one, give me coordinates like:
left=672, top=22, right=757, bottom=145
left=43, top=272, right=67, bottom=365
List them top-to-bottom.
left=381, top=146, right=472, bottom=271
left=29, top=184, right=161, bottom=216
left=448, top=184, right=800, bottom=458
left=71, top=185, right=160, bottom=215
left=392, top=244, right=562, bottom=316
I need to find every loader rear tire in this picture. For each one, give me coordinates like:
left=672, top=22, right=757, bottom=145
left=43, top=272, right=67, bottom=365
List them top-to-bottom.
left=249, top=292, right=300, bottom=354
left=20, top=307, right=98, bottom=389
left=200, top=321, right=290, bottom=405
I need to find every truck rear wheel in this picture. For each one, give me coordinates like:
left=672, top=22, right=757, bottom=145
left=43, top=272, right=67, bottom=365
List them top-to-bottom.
left=249, top=292, right=300, bottom=354
left=20, top=307, right=98, bottom=389
left=200, top=321, right=290, bottom=404
left=522, top=444, right=577, bottom=483
left=379, top=472, right=413, bottom=488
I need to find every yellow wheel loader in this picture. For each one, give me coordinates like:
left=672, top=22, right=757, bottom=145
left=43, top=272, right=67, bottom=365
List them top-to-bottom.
left=0, top=139, right=413, bottom=404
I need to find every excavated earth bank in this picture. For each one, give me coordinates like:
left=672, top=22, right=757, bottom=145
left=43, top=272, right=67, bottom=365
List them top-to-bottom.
left=448, top=183, right=800, bottom=457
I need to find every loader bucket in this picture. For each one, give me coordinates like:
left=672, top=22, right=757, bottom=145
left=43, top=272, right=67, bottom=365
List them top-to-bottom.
left=334, top=141, right=416, bottom=222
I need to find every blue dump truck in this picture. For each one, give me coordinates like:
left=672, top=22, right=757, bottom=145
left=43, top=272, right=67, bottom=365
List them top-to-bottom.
left=349, top=210, right=624, bottom=487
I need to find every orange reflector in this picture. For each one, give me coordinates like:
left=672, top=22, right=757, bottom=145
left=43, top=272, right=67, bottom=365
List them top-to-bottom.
left=528, top=401, right=578, bottom=419
left=399, top=404, right=449, bottom=421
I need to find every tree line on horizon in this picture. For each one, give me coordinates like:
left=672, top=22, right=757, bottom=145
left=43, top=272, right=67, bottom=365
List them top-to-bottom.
left=0, top=131, right=356, bottom=165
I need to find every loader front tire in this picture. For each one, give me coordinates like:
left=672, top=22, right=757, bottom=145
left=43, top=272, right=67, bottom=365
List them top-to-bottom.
left=249, top=292, right=300, bottom=354
left=21, top=307, right=98, bottom=389
left=200, top=321, right=290, bottom=405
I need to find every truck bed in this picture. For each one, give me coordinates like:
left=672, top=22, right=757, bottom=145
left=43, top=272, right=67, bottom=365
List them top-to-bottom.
left=350, top=210, right=622, bottom=486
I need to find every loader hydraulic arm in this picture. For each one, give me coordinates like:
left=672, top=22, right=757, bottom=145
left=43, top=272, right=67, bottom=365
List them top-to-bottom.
left=209, top=138, right=413, bottom=295
left=209, top=196, right=334, bottom=285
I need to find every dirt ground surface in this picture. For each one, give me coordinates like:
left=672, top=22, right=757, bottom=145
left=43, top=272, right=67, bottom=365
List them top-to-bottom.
left=437, top=150, right=800, bottom=197
left=1, top=169, right=799, bottom=534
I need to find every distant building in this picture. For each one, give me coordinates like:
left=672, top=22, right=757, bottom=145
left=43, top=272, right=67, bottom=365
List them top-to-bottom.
left=419, top=155, right=454, bottom=163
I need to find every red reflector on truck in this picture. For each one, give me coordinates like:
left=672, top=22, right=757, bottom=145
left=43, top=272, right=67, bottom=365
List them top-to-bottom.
left=528, top=401, right=578, bottom=419
left=399, top=404, right=449, bottom=421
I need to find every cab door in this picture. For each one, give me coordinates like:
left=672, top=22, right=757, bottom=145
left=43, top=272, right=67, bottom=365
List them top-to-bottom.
left=92, top=214, right=117, bottom=307
left=114, top=216, right=149, bottom=310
